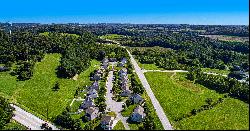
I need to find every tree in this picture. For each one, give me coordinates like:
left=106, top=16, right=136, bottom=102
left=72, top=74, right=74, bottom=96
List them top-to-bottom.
left=52, top=82, right=60, bottom=91
left=0, top=96, right=14, bottom=129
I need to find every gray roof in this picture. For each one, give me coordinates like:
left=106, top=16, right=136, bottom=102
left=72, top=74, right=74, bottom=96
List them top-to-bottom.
left=102, top=58, right=109, bottom=63
left=119, top=68, right=127, bottom=74
left=88, top=81, right=99, bottom=90
left=87, top=89, right=98, bottom=95
left=80, top=97, right=95, bottom=109
left=134, top=105, right=145, bottom=115
left=85, top=107, right=99, bottom=115
left=101, top=115, right=114, bottom=123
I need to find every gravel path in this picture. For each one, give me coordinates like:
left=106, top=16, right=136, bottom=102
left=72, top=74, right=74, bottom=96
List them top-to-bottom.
left=127, top=49, right=173, bottom=130
left=11, top=104, right=59, bottom=130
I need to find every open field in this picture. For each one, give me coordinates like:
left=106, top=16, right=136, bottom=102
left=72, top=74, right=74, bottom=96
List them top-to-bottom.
left=100, top=34, right=127, bottom=40
left=200, top=35, right=249, bottom=42
left=0, top=53, right=100, bottom=120
left=135, top=60, right=165, bottom=70
left=145, top=72, right=249, bottom=130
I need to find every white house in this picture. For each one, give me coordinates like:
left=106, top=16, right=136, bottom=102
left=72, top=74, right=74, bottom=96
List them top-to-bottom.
left=85, top=107, right=99, bottom=121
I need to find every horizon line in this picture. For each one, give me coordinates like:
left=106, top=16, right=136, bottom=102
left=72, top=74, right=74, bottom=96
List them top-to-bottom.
left=0, top=21, right=248, bottom=26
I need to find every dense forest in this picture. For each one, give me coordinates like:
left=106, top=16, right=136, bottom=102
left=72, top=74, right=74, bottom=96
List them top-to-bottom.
left=0, top=29, right=128, bottom=80
left=124, top=32, right=249, bottom=72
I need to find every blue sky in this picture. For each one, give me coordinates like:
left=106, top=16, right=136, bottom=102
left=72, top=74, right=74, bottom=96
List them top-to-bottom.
left=0, top=0, right=249, bottom=25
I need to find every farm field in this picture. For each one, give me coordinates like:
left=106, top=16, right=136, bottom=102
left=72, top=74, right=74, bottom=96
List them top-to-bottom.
left=0, top=53, right=100, bottom=120
left=145, top=72, right=249, bottom=130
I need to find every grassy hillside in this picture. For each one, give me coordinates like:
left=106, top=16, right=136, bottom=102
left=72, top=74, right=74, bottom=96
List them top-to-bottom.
left=0, top=53, right=100, bottom=120
left=145, top=72, right=249, bottom=130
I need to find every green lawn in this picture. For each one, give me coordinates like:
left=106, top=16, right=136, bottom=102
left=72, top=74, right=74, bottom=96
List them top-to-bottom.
left=100, top=34, right=126, bottom=40
left=0, top=53, right=100, bottom=121
left=136, top=60, right=164, bottom=70
left=201, top=68, right=230, bottom=75
left=133, top=71, right=164, bottom=130
left=145, top=72, right=249, bottom=130
left=70, top=100, right=83, bottom=113
left=121, top=104, right=137, bottom=117
left=3, top=119, right=27, bottom=130
left=113, top=121, right=125, bottom=130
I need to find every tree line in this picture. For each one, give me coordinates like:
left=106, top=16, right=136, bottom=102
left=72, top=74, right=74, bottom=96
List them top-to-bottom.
left=187, top=68, right=249, bottom=103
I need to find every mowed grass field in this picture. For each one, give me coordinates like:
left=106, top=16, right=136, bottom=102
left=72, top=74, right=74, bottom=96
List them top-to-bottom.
left=0, top=53, right=100, bottom=120
left=136, top=60, right=165, bottom=70
left=145, top=72, right=249, bottom=130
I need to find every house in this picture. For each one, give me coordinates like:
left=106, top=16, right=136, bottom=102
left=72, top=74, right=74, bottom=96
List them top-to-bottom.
left=102, top=58, right=109, bottom=64
left=108, top=58, right=117, bottom=62
left=118, top=58, right=127, bottom=67
left=121, top=58, right=127, bottom=64
left=101, top=65, right=108, bottom=70
left=0, top=66, right=9, bottom=72
left=118, top=68, right=127, bottom=75
left=118, top=68, right=128, bottom=78
left=96, top=69, right=103, bottom=74
left=90, top=73, right=102, bottom=81
left=88, top=81, right=99, bottom=91
left=121, top=82, right=129, bottom=90
left=87, top=89, right=98, bottom=99
left=120, top=89, right=132, bottom=97
left=130, top=94, right=144, bottom=104
left=80, top=97, right=95, bottom=109
left=130, top=105, right=146, bottom=123
left=84, top=107, right=99, bottom=121
left=100, top=115, right=115, bottom=130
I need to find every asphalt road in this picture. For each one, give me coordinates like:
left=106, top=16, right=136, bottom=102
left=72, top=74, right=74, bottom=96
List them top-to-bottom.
left=127, top=49, right=173, bottom=130
left=105, top=63, right=130, bottom=130
left=11, top=104, right=59, bottom=130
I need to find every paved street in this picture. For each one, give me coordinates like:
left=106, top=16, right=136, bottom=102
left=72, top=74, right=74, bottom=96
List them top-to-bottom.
left=127, top=49, right=173, bottom=130
left=105, top=63, right=130, bottom=130
left=142, top=69, right=188, bottom=73
left=11, top=104, right=59, bottom=130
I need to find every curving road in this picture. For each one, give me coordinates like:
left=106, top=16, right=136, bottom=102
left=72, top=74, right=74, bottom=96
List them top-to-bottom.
left=127, top=49, right=173, bottom=130
left=11, top=104, right=59, bottom=130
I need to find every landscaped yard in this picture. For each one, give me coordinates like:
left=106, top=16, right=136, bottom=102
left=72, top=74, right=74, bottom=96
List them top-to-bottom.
left=0, top=53, right=100, bottom=121
left=145, top=72, right=249, bottom=130
left=121, top=104, right=137, bottom=117
left=113, top=120, right=125, bottom=130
